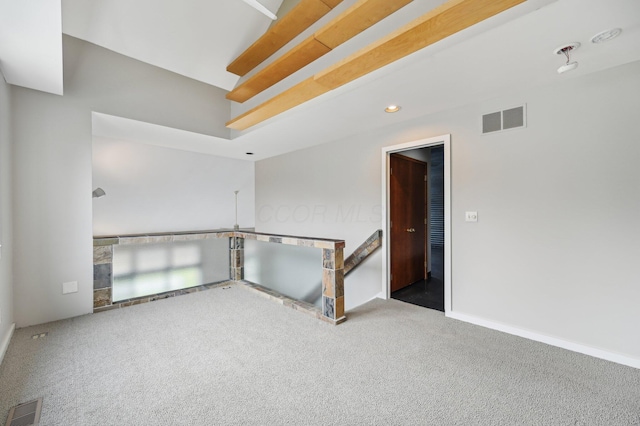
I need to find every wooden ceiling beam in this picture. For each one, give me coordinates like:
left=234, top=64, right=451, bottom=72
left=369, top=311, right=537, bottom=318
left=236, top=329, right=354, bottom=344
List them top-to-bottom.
left=227, top=0, right=526, bottom=131
left=227, top=0, right=412, bottom=104
left=227, top=0, right=341, bottom=77
left=314, top=0, right=412, bottom=49
left=315, top=0, right=526, bottom=89
left=319, top=0, right=343, bottom=7
left=227, top=37, right=331, bottom=103
left=227, top=78, right=330, bottom=131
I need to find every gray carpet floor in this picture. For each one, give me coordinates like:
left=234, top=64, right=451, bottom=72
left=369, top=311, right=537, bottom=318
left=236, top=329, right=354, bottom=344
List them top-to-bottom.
left=1, top=284, right=639, bottom=425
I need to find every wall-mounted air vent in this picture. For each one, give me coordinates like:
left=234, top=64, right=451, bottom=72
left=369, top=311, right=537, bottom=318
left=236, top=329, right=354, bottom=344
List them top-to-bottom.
left=482, top=105, right=526, bottom=134
left=5, top=398, right=42, bottom=426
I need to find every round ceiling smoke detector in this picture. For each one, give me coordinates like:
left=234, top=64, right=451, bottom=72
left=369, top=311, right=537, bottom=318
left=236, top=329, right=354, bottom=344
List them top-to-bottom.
left=591, top=28, right=622, bottom=44
left=554, top=42, right=580, bottom=74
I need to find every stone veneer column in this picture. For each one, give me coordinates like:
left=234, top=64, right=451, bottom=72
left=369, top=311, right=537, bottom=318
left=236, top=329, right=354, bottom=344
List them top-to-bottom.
left=230, top=236, right=244, bottom=280
left=93, top=240, right=116, bottom=310
left=322, top=247, right=345, bottom=324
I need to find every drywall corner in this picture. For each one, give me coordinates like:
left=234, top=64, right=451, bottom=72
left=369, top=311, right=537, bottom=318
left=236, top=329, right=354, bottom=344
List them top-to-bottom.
left=0, top=323, right=15, bottom=366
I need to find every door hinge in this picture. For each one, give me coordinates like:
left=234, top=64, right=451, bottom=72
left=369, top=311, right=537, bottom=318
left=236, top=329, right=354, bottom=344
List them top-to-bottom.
left=390, top=168, right=393, bottom=175
left=424, top=175, right=427, bottom=181
left=424, top=218, right=427, bottom=225
left=390, top=274, right=393, bottom=280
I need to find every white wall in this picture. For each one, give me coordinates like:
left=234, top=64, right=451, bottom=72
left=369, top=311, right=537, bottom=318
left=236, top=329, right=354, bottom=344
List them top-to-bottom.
left=11, top=36, right=233, bottom=328
left=256, top=60, right=640, bottom=362
left=0, top=71, right=14, bottom=359
left=92, top=137, right=254, bottom=236
left=256, top=137, right=385, bottom=310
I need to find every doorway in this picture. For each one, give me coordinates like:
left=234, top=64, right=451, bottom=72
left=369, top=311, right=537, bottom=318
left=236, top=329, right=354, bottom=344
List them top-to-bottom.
left=381, top=135, right=451, bottom=314
left=390, top=147, right=444, bottom=311
left=389, top=153, right=427, bottom=293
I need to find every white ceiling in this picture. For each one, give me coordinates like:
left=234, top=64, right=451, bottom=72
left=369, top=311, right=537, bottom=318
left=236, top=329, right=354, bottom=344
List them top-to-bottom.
left=4, top=0, right=640, bottom=161
left=61, top=0, right=284, bottom=91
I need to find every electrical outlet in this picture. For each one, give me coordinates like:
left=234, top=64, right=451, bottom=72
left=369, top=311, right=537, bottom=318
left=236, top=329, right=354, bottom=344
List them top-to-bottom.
left=465, top=211, right=478, bottom=222
left=62, top=281, right=78, bottom=294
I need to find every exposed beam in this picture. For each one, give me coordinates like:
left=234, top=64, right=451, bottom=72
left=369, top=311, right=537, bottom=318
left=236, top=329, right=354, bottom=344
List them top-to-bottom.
left=227, top=0, right=526, bottom=131
left=227, top=0, right=412, bottom=103
left=227, top=0, right=342, bottom=77
left=314, top=0, right=412, bottom=49
left=316, top=0, right=526, bottom=89
left=319, top=0, right=343, bottom=7
left=227, top=37, right=331, bottom=103
left=227, top=78, right=330, bottom=131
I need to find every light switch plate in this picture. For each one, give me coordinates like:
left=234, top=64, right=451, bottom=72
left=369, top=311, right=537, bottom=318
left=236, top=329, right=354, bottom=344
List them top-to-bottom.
left=465, top=211, right=478, bottom=222
left=62, top=281, right=78, bottom=294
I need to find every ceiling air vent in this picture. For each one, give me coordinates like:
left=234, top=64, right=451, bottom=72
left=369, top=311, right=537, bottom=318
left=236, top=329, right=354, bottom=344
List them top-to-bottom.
left=482, top=105, right=526, bottom=134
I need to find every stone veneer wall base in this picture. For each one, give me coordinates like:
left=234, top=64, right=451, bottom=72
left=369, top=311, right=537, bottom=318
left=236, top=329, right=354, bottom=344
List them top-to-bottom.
left=94, top=281, right=233, bottom=313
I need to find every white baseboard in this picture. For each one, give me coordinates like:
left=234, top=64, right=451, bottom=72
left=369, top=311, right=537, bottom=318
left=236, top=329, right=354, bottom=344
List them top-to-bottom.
left=446, top=311, right=640, bottom=370
left=0, top=323, right=15, bottom=366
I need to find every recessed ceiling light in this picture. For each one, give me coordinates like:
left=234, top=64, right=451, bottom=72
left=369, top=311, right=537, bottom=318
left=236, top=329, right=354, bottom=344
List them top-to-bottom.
left=591, top=28, right=622, bottom=44
left=385, top=105, right=401, bottom=113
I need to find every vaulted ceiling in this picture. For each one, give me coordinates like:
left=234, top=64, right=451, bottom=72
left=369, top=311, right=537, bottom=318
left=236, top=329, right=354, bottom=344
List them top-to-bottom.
left=2, top=0, right=640, bottom=160
left=62, top=0, right=287, bottom=91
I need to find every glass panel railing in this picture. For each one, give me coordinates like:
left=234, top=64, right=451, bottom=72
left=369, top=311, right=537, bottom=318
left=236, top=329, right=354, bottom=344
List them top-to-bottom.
left=112, top=238, right=229, bottom=302
left=244, top=239, right=322, bottom=307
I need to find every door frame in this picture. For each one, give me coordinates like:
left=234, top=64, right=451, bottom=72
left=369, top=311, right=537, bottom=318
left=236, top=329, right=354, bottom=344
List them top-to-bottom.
left=381, top=135, right=451, bottom=313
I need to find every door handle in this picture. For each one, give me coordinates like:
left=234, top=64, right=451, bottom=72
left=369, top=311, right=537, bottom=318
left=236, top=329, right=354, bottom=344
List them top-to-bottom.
left=406, top=228, right=416, bottom=233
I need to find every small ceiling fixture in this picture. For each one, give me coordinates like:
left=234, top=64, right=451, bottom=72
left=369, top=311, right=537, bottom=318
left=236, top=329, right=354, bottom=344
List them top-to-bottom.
left=242, top=0, right=277, bottom=20
left=591, top=28, right=622, bottom=44
left=554, top=42, right=580, bottom=74
left=385, top=105, right=401, bottom=113
left=92, top=187, right=106, bottom=199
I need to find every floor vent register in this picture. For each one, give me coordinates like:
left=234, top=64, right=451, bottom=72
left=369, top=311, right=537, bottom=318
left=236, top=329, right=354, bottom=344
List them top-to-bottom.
left=5, top=398, right=42, bottom=426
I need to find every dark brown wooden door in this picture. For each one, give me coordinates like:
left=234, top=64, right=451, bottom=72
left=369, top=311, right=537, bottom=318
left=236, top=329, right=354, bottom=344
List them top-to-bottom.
left=390, top=154, right=427, bottom=292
